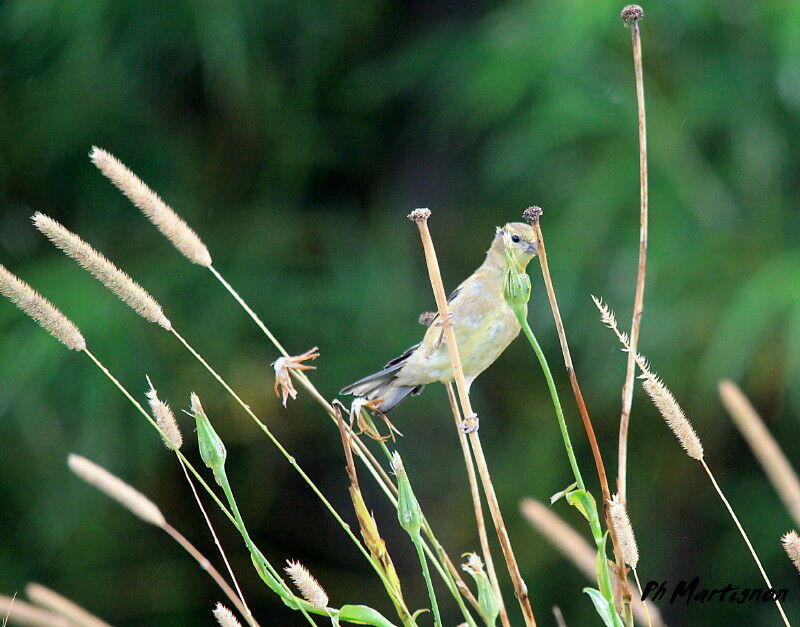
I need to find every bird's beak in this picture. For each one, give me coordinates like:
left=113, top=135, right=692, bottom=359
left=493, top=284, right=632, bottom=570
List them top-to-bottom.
left=527, top=241, right=538, bottom=256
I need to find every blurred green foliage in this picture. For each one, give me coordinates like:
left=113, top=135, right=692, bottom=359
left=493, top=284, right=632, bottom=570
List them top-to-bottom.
left=1, top=1, right=799, bottom=625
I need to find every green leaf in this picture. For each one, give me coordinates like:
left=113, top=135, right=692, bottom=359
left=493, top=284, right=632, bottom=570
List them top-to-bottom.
left=566, top=488, right=598, bottom=523
left=595, top=532, right=613, bottom=600
left=583, top=588, right=618, bottom=627
left=338, top=605, right=398, bottom=627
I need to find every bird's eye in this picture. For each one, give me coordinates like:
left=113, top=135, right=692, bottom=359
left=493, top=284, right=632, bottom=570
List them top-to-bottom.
left=511, top=235, right=520, bottom=243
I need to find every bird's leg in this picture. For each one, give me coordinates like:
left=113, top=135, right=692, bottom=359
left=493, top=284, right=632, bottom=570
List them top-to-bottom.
left=433, top=311, right=454, bottom=349
left=459, top=413, right=479, bottom=433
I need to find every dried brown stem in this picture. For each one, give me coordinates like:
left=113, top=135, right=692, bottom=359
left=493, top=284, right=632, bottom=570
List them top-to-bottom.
left=618, top=6, right=648, bottom=503
left=409, top=209, right=537, bottom=626
left=527, top=217, right=632, bottom=618
left=446, top=382, right=509, bottom=627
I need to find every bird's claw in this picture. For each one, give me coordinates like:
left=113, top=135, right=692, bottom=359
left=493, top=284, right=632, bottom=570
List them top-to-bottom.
left=434, top=312, right=454, bottom=328
left=459, top=414, right=479, bottom=434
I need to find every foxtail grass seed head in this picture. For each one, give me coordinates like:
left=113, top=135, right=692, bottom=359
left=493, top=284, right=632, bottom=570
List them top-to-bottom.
left=90, top=147, right=212, bottom=267
left=32, top=213, right=171, bottom=329
left=0, top=265, right=86, bottom=351
left=594, top=296, right=703, bottom=459
left=640, top=373, right=704, bottom=460
left=145, top=376, right=183, bottom=450
left=190, top=393, right=227, bottom=485
left=392, top=452, right=422, bottom=538
left=68, top=454, right=165, bottom=527
left=609, top=494, right=639, bottom=568
left=782, top=531, right=800, bottom=574
left=462, top=553, right=500, bottom=626
left=285, top=560, right=329, bottom=609
left=26, top=583, right=110, bottom=627
left=0, top=594, right=71, bottom=627
left=212, top=602, right=242, bottom=627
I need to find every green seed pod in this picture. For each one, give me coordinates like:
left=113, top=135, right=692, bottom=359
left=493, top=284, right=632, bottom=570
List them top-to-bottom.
left=503, top=248, right=532, bottom=310
left=190, top=393, right=227, bottom=485
left=392, top=452, right=422, bottom=539
left=462, top=553, right=500, bottom=626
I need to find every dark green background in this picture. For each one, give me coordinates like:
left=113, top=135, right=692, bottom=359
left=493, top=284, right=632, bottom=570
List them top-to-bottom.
left=2, top=1, right=799, bottom=625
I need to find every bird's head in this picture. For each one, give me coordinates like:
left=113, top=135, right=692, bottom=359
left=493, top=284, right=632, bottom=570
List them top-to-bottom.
left=494, top=222, right=537, bottom=270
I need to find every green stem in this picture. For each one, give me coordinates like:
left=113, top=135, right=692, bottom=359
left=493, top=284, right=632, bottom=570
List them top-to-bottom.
left=512, top=311, right=585, bottom=492
left=170, top=328, right=412, bottom=619
left=82, top=348, right=236, bottom=526
left=216, top=468, right=317, bottom=625
left=414, top=538, right=442, bottom=627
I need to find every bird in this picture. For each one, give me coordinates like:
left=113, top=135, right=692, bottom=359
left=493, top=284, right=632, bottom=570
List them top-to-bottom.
left=340, top=222, right=537, bottom=413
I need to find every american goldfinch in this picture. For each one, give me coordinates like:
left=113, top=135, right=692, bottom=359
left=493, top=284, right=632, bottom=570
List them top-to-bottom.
left=340, top=222, right=537, bottom=412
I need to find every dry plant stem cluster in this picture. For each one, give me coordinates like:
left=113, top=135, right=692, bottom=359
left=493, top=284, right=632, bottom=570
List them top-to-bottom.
left=618, top=4, right=649, bottom=505
left=90, top=148, right=485, bottom=624
left=408, top=208, right=537, bottom=627
left=524, top=210, right=632, bottom=616
left=595, top=299, right=790, bottom=627
left=446, top=382, right=509, bottom=627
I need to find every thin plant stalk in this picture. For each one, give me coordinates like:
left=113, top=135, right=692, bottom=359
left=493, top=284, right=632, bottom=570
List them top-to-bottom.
left=619, top=4, right=649, bottom=504
left=408, top=209, right=537, bottom=627
left=525, top=209, right=632, bottom=618
left=168, top=328, right=413, bottom=620
left=446, top=383, right=508, bottom=627
left=175, top=457, right=255, bottom=626
left=701, top=459, right=788, bottom=626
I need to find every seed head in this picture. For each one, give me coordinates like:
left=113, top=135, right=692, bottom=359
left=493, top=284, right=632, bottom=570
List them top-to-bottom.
left=621, top=5, right=644, bottom=24
left=90, top=147, right=212, bottom=267
left=522, top=206, right=543, bottom=224
left=407, top=208, right=431, bottom=222
left=32, top=213, right=171, bottom=329
left=0, top=264, right=86, bottom=351
left=272, top=347, right=319, bottom=407
left=145, top=376, right=183, bottom=450
left=68, top=454, right=165, bottom=527
left=609, top=494, right=639, bottom=568
left=782, top=531, right=800, bottom=574
left=284, top=560, right=329, bottom=609
left=212, top=602, right=242, bottom=627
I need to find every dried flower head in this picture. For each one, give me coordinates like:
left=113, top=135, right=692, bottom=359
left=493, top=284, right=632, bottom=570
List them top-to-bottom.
left=621, top=4, right=644, bottom=24
left=90, top=147, right=212, bottom=267
left=522, top=205, right=543, bottom=224
left=407, top=208, right=431, bottom=222
left=32, top=213, right=171, bottom=329
left=0, top=264, right=86, bottom=351
left=594, top=296, right=704, bottom=460
left=272, top=347, right=319, bottom=407
left=145, top=376, right=183, bottom=450
left=349, top=397, right=402, bottom=441
left=68, top=454, right=165, bottom=527
left=609, top=494, right=639, bottom=568
left=782, top=531, right=800, bottom=574
left=284, top=560, right=329, bottom=609
left=212, top=602, right=242, bottom=627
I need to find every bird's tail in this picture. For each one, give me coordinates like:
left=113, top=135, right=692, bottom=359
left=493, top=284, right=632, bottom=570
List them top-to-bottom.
left=340, top=344, right=424, bottom=412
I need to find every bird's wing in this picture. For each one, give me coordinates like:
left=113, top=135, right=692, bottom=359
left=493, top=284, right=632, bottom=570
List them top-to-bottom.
left=425, top=285, right=463, bottom=326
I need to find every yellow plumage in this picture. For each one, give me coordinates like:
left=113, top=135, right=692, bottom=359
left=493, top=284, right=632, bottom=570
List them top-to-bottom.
left=340, top=222, right=537, bottom=411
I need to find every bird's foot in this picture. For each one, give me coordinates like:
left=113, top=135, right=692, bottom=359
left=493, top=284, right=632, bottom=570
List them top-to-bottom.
left=433, top=312, right=453, bottom=349
left=459, top=414, right=479, bottom=434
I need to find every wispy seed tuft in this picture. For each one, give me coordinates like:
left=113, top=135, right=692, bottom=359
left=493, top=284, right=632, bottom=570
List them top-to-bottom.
left=90, top=147, right=212, bottom=266
left=32, top=213, right=171, bottom=329
left=0, top=264, right=86, bottom=351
